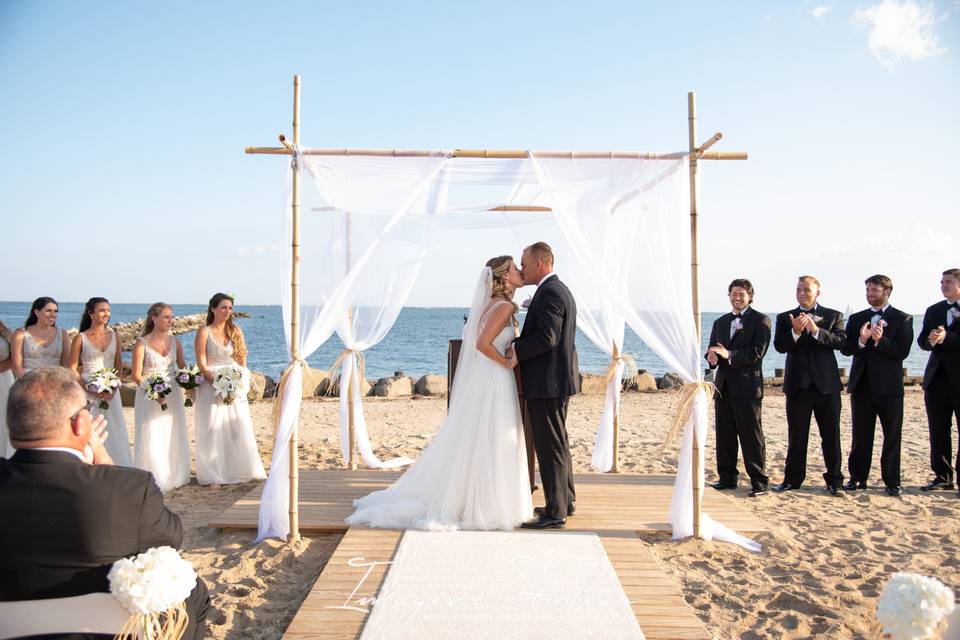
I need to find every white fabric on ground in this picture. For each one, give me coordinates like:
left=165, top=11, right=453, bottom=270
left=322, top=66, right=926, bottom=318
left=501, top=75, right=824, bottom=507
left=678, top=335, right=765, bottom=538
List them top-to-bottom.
left=359, top=530, right=644, bottom=640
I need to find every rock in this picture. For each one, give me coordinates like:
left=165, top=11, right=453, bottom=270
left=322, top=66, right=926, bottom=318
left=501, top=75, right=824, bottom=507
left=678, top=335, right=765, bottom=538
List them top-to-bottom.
left=301, top=366, right=329, bottom=398
left=247, top=371, right=274, bottom=402
left=623, top=371, right=657, bottom=392
left=658, top=372, right=685, bottom=390
left=372, top=373, right=413, bottom=398
left=578, top=373, right=611, bottom=394
left=414, top=374, right=447, bottom=396
left=323, top=375, right=372, bottom=397
left=119, top=382, right=138, bottom=407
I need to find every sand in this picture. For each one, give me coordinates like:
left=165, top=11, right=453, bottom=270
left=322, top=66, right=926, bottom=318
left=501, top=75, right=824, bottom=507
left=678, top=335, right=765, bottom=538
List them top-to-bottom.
left=115, top=386, right=960, bottom=639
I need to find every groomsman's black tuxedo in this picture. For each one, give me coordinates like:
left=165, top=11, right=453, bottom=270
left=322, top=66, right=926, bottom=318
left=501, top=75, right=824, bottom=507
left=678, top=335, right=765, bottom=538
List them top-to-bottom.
left=514, top=273, right=579, bottom=521
left=918, top=299, right=960, bottom=483
left=774, top=305, right=846, bottom=487
left=840, top=306, right=913, bottom=488
left=705, top=307, right=771, bottom=488
left=0, top=449, right=210, bottom=640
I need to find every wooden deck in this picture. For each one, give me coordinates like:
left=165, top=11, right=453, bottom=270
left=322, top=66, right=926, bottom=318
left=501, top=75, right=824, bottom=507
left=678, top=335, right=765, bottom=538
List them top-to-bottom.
left=209, top=469, right=768, bottom=534
left=213, top=471, right=768, bottom=639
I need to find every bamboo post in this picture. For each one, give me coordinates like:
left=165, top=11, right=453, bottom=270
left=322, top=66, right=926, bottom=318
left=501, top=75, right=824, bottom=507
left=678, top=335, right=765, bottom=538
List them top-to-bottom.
left=288, top=75, right=302, bottom=543
left=688, top=91, right=703, bottom=539
left=345, top=212, right=357, bottom=470
left=611, top=341, right=621, bottom=474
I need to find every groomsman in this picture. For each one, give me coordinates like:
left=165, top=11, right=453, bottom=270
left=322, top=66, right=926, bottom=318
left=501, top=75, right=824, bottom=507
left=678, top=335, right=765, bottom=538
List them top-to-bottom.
left=918, top=268, right=960, bottom=493
left=840, top=275, right=913, bottom=496
left=772, top=276, right=847, bottom=495
left=705, top=279, right=771, bottom=497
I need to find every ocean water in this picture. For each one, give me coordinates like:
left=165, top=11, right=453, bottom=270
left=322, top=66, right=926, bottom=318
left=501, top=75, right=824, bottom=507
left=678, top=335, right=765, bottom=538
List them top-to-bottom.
left=0, top=302, right=932, bottom=381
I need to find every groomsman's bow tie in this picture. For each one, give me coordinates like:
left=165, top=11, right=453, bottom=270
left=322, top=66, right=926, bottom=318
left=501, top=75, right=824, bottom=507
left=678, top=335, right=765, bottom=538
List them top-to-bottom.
left=951, top=302, right=960, bottom=310
left=799, top=308, right=815, bottom=313
left=871, top=308, right=884, bottom=314
left=732, top=313, right=742, bottom=318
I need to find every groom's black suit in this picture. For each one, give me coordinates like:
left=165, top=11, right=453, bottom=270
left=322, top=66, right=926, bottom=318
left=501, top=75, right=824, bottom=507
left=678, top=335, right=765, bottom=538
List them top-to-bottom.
left=514, top=274, right=579, bottom=520
left=0, top=449, right=210, bottom=640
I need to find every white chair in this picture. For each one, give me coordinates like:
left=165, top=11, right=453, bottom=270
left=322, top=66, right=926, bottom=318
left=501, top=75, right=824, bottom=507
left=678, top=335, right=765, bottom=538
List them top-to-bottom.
left=0, top=592, right=129, bottom=638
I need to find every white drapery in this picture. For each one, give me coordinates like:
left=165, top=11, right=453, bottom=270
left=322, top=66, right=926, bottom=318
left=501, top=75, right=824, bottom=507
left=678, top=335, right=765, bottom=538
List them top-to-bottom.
left=258, top=152, right=758, bottom=550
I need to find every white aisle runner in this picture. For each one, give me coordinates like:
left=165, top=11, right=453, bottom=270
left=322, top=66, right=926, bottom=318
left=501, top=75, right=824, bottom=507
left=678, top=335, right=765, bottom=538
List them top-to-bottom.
left=359, top=530, right=644, bottom=640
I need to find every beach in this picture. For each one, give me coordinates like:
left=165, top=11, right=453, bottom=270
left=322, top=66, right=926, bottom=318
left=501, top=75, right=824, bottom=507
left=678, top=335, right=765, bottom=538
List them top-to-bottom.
left=116, top=386, right=959, bottom=639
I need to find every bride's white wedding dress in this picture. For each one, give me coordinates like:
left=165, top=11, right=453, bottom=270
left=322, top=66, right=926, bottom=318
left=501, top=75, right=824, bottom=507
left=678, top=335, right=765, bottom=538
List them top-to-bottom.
left=346, top=272, right=533, bottom=531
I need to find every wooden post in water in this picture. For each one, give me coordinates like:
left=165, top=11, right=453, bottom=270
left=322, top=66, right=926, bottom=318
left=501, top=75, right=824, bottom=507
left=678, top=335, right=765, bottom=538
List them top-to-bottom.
left=288, top=75, right=302, bottom=543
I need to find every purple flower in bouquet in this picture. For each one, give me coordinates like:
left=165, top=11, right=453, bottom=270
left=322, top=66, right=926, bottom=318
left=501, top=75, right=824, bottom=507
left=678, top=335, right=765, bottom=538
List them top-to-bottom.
left=174, top=365, right=203, bottom=407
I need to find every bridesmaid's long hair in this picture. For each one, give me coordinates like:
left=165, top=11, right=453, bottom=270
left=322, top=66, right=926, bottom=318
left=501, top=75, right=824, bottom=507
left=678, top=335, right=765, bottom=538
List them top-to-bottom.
left=485, top=256, right=519, bottom=327
left=206, top=292, right=246, bottom=363
left=25, top=297, right=58, bottom=328
left=79, top=297, right=110, bottom=333
left=142, top=302, right=172, bottom=336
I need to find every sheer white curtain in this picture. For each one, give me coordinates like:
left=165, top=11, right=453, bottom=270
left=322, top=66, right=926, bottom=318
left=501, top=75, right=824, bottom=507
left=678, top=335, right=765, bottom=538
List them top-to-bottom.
left=256, top=154, right=449, bottom=541
left=527, top=154, right=759, bottom=550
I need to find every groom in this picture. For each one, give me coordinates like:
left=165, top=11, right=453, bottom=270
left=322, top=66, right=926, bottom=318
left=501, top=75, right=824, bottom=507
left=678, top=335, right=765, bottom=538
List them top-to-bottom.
left=510, top=242, right=579, bottom=529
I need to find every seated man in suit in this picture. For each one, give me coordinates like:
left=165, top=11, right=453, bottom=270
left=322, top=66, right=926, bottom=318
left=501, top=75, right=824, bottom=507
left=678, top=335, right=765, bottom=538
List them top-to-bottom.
left=705, top=278, right=772, bottom=497
left=0, top=367, right=209, bottom=639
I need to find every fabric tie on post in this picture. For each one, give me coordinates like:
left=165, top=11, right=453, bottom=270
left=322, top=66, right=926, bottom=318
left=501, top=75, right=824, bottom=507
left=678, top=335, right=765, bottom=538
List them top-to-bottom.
left=328, top=347, right=366, bottom=396
left=270, top=356, right=308, bottom=433
left=660, top=381, right=718, bottom=454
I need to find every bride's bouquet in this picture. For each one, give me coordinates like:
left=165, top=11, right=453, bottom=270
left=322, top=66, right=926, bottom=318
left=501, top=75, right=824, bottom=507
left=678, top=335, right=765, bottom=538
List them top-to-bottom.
left=174, top=365, right=204, bottom=407
left=212, top=366, right=248, bottom=405
left=85, top=368, right=122, bottom=410
left=142, top=372, right=173, bottom=412
left=108, top=546, right=197, bottom=640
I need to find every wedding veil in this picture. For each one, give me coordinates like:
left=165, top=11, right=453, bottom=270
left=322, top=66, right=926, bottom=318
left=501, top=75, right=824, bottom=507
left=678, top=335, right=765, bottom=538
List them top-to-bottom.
left=448, top=266, right=494, bottom=408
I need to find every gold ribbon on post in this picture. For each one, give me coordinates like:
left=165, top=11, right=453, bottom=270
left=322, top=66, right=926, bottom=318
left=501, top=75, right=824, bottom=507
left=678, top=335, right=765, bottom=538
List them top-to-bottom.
left=602, top=351, right=637, bottom=387
left=660, top=380, right=717, bottom=453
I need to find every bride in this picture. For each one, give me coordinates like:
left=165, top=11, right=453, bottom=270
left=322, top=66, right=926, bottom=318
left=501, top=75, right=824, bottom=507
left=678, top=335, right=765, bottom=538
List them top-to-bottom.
left=346, top=255, right=533, bottom=531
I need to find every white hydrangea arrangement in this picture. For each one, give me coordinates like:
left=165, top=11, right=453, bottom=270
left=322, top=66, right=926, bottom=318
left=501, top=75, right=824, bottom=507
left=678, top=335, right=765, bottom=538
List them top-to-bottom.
left=212, top=365, right=249, bottom=405
left=108, top=546, right=196, bottom=639
left=877, top=572, right=956, bottom=640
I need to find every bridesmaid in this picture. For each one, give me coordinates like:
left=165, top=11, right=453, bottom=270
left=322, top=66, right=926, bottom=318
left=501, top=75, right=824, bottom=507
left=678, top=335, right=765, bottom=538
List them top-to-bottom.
left=194, top=292, right=266, bottom=487
left=11, top=297, right=70, bottom=378
left=67, top=297, right=134, bottom=467
left=131, top=303, right=191, bottom=492
left=0, top=320, right=14, bottom=458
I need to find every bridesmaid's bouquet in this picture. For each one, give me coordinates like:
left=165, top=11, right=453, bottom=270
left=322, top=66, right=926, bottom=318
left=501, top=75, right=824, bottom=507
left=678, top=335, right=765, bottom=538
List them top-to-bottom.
left=174, top=365, right=204, bottom=407
left=212, top=366, right=248, bottom=405
left=85, top=368, right=122, bottom=410
left=141, top=372, right=173, bottom=412
left=877, top=572, right=956, bottom=640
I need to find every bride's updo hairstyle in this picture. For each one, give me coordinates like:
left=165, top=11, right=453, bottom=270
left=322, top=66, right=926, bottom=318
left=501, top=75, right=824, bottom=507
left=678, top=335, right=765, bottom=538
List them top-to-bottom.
left=485, top=255, right=520, bottom=320
left=206, top=292, right=247, bottom=363
left=141, top=302, right=172, bottom=336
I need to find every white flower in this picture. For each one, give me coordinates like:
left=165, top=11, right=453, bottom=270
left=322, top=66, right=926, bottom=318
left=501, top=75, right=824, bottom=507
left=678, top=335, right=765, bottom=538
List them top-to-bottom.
left=212, top=366, right=249, bottom=404
left=108, top=546, right=196, bottom=616
left=876, top=572, right=956, bottom=640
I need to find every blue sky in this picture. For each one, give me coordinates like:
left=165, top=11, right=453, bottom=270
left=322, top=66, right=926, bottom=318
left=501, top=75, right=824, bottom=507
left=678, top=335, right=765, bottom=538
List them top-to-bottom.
left=1, top=1, right=957, bottom=313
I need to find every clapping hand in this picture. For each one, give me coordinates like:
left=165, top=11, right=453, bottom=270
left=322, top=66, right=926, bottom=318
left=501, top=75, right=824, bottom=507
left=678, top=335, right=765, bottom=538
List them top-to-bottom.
left=789, top=313, right=805, bottom=335
left=859, top=322, right=873, bottom=344
left=870, top=322, right=884, bottom=344
left=928, top=325, right=946, bottom=347
left=707, top=344, right=729, bottom=361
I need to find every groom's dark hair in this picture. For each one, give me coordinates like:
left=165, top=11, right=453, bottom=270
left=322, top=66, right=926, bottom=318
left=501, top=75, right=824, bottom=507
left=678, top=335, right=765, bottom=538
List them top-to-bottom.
left=526, top=242, right=554, bottom=266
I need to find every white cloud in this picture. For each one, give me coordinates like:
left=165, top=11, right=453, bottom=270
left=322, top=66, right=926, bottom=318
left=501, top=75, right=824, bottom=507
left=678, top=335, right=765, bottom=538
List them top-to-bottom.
left=853, top=0, right=946, bottom=66
left=812, top=5, right=833, bottom=18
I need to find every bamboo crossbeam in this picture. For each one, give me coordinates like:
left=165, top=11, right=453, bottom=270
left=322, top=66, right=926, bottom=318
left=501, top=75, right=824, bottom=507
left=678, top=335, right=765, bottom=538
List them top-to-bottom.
left=245, top=146, right=747, bottom=161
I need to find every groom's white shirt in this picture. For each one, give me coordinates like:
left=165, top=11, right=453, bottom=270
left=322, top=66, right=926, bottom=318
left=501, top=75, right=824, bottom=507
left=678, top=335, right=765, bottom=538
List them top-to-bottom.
left=536, top=272, right=557, bottom=288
